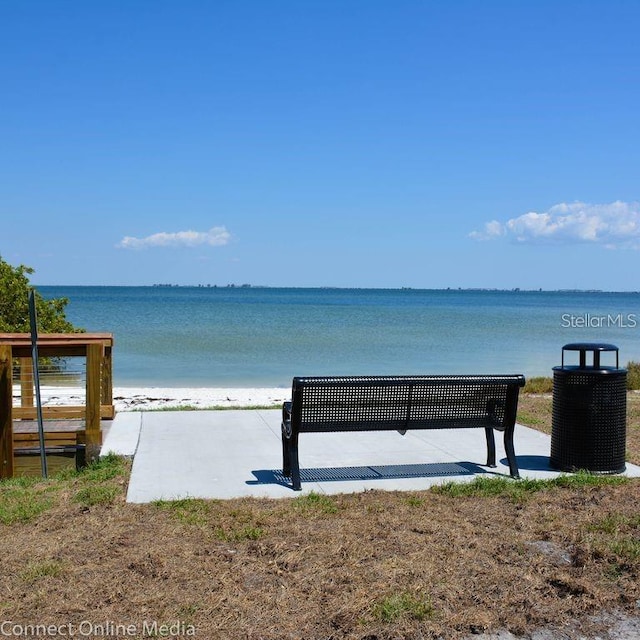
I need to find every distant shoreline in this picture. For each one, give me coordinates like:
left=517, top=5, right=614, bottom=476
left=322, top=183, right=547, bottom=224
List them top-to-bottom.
left=36, top=284, right=640, bottom=293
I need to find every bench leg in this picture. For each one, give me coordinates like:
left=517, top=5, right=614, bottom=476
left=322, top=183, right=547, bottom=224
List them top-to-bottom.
left=281, top=424, right=302, bottom=490
left=282, top=424, right=291, bottom=477
left=484, top=427, right=496, bottom=468
left=503, top=428, right=520, bottom=479
left=285, top=435, right=301, bottom=491
left=289, top=442, right=302, bottom=491
left=75, top=445, right=87, bottom=471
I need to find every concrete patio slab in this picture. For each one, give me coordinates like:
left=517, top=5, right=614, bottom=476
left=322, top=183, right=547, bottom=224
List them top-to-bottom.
left=99, top=409, right=640, bottom=503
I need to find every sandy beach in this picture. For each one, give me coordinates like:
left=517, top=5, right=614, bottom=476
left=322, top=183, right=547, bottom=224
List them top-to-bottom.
left=14, top=386, right=290, bottom=412
left=112, top=386, right=289, bottom=411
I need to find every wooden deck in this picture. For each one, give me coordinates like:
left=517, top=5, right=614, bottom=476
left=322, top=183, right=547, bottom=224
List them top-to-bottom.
left=0, top=333, right=114, bottom=478
left=11, top=419, right=113, bottom=476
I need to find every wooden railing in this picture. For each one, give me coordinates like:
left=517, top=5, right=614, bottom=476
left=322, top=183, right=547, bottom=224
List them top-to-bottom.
left=0, top=333, right=114, bottom=478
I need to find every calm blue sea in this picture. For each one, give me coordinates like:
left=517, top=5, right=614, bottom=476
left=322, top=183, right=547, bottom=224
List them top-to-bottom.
left=39, top=286, right=640, bottom=388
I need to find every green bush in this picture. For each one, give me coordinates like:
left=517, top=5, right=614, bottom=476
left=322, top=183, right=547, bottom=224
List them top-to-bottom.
left=0, top=255, right=81, bottom=333
left=627, top=361, right=640, bottom=390
left=524, top=363, right=640, bottom=392
left=524, top=376, right=553, bottom=394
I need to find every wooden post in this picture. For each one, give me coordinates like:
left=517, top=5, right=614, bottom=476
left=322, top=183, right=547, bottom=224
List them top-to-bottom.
left=85, top=343, right=102, bottom=463
left=101, top=343, right=113, bottom=416
left=0, top=345, right=14, bottom=479
left=20, top=357, right=34, bottom=408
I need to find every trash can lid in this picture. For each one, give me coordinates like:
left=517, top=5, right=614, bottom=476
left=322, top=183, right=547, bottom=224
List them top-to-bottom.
left=560, top=343, right=620, bottom=370
left=562, top=343, right=618, bottom=352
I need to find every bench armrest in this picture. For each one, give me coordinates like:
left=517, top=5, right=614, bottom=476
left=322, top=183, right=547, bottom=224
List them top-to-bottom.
left=282, top=401, right=292, bottom=438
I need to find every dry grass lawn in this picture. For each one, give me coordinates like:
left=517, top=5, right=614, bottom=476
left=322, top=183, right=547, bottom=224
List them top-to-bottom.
left=1, top=393, right=639, bottom=639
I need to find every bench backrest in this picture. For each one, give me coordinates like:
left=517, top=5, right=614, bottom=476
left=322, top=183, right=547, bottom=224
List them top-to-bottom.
left=290, top=375, right=525, bottom=433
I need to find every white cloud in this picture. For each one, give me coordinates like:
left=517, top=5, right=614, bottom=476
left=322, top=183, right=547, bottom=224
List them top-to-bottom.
left=469, top=201, right=640, bottom=249
left=468, top=219, right=505, bottom=241
left=117, top=226, right=231, bottom=249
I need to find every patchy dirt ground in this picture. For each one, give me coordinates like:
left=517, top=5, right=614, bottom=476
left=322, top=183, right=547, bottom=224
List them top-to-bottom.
left=0, top=392, right=639, bottom=640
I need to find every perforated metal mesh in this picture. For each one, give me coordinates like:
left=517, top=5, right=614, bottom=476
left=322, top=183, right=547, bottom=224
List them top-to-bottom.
left=551, top=369, right=627, bottom=474
left=292, top=375, right=522, bottom=433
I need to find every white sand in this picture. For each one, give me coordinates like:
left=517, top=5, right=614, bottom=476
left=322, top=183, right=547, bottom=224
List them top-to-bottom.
left=12, top=385, right=290, bottom=412
left=112, top=387, right=289, bottom=411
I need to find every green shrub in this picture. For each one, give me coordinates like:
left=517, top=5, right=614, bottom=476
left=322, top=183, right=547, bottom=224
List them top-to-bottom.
left=0, top=256, right=81, bottom=333
left=627, top=361, right=640, bottom=390
left=524, top=362, right=640, bottom=392
left=524, top=376, right=553, bottom=394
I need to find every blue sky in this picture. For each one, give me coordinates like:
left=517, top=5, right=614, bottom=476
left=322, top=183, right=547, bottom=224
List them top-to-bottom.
left=2, top=0, right=639, bottom=290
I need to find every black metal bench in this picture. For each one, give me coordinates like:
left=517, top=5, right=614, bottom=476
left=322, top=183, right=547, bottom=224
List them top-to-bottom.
left=281, top=374, right=526, bottom=490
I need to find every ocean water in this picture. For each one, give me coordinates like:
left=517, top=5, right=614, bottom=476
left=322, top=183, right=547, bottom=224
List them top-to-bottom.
left=39, top=286, right=640, bottom=388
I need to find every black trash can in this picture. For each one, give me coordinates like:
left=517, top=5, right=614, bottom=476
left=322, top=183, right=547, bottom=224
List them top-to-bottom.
left=551, top=343, right=627, bottom=474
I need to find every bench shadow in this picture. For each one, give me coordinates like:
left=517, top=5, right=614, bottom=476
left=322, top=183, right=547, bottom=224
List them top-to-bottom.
left=248, top=461, right=489, bottom=488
